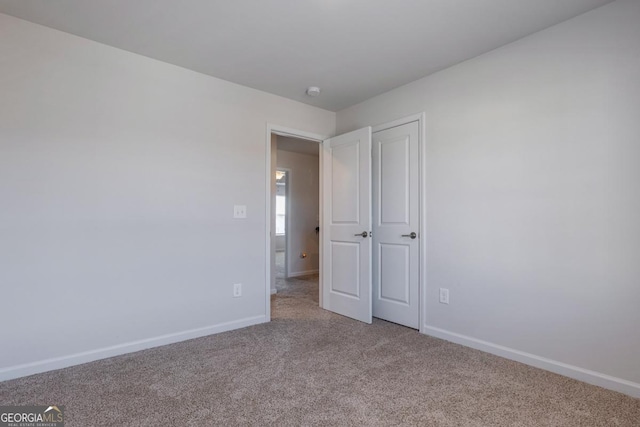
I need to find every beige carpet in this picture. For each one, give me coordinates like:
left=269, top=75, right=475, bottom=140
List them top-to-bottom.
left=1, top=274, right=639, bottom=426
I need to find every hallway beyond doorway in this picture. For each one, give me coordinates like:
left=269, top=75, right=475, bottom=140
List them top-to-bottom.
left=275, top=251, right=285, bottom=279
left=272, top=253, right=319, bottom=312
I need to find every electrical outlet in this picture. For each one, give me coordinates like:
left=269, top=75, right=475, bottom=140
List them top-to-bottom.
left=233, top=205, right=247, bottom=218
left=233, top=283, right=242, bottom=297
left=439, top=288, right=449, bottom=304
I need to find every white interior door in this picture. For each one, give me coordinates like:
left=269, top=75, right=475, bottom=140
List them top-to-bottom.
left=372, top=121, right=420, bottom=329
left=321, top=127, right=372, bottom=324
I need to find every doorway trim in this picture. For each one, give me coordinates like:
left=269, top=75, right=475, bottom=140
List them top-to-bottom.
left=371, top=113, right=427, bottom=334
left=265, top=124, right=329, bottom=322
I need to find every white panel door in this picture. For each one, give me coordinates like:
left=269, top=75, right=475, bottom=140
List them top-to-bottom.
left=372, top=121, right=420, bottom=329
left=322, top=127, right=372, bottom=324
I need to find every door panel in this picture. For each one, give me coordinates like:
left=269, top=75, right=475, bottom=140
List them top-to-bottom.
left=372, top=121, right=420, bottom=329
left=322, top=127, right=372, bottom=324
left=380, top=137, right=410, bottom=225
left=331, top=143, right=360, bottom=223
left=330, top=241, right=360, bottom=297
left=379, top=243, right=410, bottom=304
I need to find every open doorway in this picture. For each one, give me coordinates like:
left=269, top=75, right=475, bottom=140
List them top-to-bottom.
left=269, top=131, right=322, bottom=310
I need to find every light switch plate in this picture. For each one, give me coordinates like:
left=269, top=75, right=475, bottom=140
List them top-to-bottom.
left=233, top=205, right=247, bottom=218
left=233, top=283, right=242, bottom=297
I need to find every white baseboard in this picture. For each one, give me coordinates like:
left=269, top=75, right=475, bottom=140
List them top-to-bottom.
left=287, top=269, right=319, bottom=278
left=270, top=288, right=277, bottom=295
left=0, top=315, right=267, bottom=382
left=423, top=325, right=640, bottom=399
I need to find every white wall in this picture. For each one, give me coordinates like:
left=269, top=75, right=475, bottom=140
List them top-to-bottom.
left=337, top=0, right=640, bottom=393
left=0, top=13, right=335, bottom=379
left=276, top=149, right=320, bottom=276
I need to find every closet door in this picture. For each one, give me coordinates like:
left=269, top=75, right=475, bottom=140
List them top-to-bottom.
left=372, top=121, right=420, bottom=329
left=321, top=127, right=372, bottom=324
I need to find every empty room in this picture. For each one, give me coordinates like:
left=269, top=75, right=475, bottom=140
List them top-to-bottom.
left=1, top=1, right=639, bottom=426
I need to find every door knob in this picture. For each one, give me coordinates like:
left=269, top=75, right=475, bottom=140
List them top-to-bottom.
left=354, top=231, right=368, bottom=238
left=401, top=232, right=417, bottom=239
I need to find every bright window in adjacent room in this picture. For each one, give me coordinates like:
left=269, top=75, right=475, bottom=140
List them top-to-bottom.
left=275, top=170, right=287, bottom=235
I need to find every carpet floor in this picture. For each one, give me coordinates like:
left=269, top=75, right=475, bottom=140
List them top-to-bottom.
left=1, top=274, right=639, bottom=426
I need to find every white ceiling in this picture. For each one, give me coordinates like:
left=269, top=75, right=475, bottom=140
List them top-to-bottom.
left=0, top=0, right=612, bottom=111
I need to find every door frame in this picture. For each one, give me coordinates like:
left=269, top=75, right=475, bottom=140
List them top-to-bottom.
left=371, top=113, right=427, bottom=333
left=265, top=124, right=329, bottom=322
